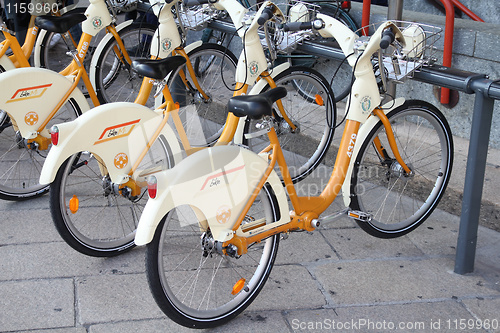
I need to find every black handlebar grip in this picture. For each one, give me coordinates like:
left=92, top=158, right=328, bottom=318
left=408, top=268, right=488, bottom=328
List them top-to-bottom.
left=257, top=7, right=274, bottom=25
left=283, top=21, right=313, bottom=32
left=380, top=29, right=396, bottom=49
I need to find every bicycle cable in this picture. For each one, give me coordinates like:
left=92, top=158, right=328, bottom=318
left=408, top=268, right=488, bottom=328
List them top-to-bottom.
left=138, top=1, right=162, bottom=60
left=220, top=24, right=248, bottom=92
left=330, top=51, right=356, bottom=129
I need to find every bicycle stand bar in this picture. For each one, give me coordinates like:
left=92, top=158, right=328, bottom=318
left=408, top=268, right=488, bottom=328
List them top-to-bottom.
left=413, top=65, right=487, bottom=94
left=454, top=90, right=495, bottom=274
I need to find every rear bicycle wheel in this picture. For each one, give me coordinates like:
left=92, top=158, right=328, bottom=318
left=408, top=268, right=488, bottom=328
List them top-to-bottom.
left=167, top=43, right=237, bottom=147
left=245, top=66, right=336, bottom=183
left=0, top=98, right=81, bottom=201
left=349, top=100, right=454, bottom=238
left=49, top=135, right=173, bottom=257
left=146, top=186, right=280, bottom=328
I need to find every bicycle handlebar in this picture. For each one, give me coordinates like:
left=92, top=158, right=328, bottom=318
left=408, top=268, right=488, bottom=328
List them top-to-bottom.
left=257, top=6, right=275, bottom=25
left=282, top=19, right=324, bottom=32
left=380, top=28, right=395, bottom=49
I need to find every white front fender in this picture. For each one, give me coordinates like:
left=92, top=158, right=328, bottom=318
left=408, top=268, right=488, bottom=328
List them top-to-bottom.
left=89, top=19, right=134, bottom=92
left=0, top=67, right=90, bottom=139
left=342, top=98, right=405, bottom=207
left=40, top=102, right=182, bottom=185
left=135, top=145, right=290, bottom=246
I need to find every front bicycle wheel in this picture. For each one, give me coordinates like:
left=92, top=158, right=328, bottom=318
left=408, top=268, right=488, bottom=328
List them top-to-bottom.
left=290, top=4, right=357, bottom=102
left=93, top=23, right=157, bottom=107
left=167, top=43, right=237, bottom=147
left=245, top=66, right=336, bottom=183
left=0, top=98, right=81, bottom=201
left=350, top=100, right=454, bottom=238
left=49, top=135, right=173, bottom=257
left=146, top=186, right=280, bottom=328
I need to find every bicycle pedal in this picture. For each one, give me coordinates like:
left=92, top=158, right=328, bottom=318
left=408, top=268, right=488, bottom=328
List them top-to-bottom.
left=347, top=210, right=372, bottom=222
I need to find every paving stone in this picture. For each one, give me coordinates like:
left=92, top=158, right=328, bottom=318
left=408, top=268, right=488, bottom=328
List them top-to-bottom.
left=0, top=208, right=60, bottom=245
left=406, top=209, right=461, bottom=256
left=319, top=227, right=423, bottom=260
left=274, top=230, right=339, bottom=265
left=0, top=242, right=145, bottom=281
left=313, top=257, right=500, bottom=306
left=247, top=264, right=326, bottom=311
left=76, top=273, right=164, bottom=325
left=0, top=279, right=74, bottom=332
left=462, top=297, right=500, bottom=327
left=285, top=301, right=474, bottom=332
left=89, top=311, right=289, bottom=333
left=15, top=329, right=87, bottom=333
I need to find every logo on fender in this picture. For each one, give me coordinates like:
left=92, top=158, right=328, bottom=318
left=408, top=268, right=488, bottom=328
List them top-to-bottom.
left=7, top=84, right=52, bottom=103
left=24, top=112, right=39, bottom=126
left=94, top=119, right=141, bottom=145
left=114, top=153, right=128, bottom=169
left=200, top=165, right=245, bottom=191
left=216, top=205, right=231, bottom=224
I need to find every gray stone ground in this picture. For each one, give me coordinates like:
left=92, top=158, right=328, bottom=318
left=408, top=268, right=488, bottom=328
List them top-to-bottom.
left=0, top=190, right=499, bottom=332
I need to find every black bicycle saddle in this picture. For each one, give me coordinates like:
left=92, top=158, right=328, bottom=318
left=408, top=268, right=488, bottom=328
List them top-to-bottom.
left=35, top=11, right=87, bottom=34
left=132, top=56, right=187, bottom=80
left=227, top=87, right=288, bottom=119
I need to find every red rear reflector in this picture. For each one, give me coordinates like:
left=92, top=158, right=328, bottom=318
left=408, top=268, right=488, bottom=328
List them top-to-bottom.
left=341, top=1, right=351, bottom=10
left=50, top=126, right=59, bottom=145
left=147, top=176, right=158, bottom=199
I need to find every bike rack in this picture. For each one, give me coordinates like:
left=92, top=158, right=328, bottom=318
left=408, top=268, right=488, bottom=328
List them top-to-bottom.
left=433, top=0, right=484, bottom=105
left=207, top=18, right=500, bottom=275
left=414, top=66, right=500, bottom=274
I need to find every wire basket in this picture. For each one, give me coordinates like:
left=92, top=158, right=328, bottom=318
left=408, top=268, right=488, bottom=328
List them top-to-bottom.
left=259, top=1, right=321, bottom=54
left=176, top=3, right=222, bottom=31
left=363, top=21, right=442, bottom=82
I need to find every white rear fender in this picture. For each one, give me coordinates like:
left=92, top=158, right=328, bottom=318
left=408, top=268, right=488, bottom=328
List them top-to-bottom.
left=0, top=67, right=90, bottom=139
left=342, top=98, right=405, bottom=207
left=39, top=102, right=182, bottom=185
left=135, top=145, right=289, bottom=246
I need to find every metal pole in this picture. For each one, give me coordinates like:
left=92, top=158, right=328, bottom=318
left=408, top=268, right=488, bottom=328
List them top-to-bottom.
left=386, top=0, right=404, bottom=99
left=454, top=84, right=495, bottom=274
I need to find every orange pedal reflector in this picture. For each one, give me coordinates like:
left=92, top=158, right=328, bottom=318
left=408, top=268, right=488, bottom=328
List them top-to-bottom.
left=315, top=94, right=324, bottom=106
left=69, top=195, right=79, bottom=214
left=231, top=278, right=246, bottom=295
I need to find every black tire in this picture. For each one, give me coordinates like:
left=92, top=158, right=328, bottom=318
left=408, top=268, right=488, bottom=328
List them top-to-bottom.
left=92, top=22, right=157, bottom=107
left=166, top=43, right=238, bottom=147
left=245, top=66, right=336, bottom=183
left=0, top=98, right=81, bottom=201
left=349, top=100, right=453, bottom=238
left=49, top=135, right=173, bottom=257
left=146, top=185, right=280, bottom=328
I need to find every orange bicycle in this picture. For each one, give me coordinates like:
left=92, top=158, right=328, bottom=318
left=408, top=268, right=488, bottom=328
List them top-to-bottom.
left=135, top=7, right=453, bottom=328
